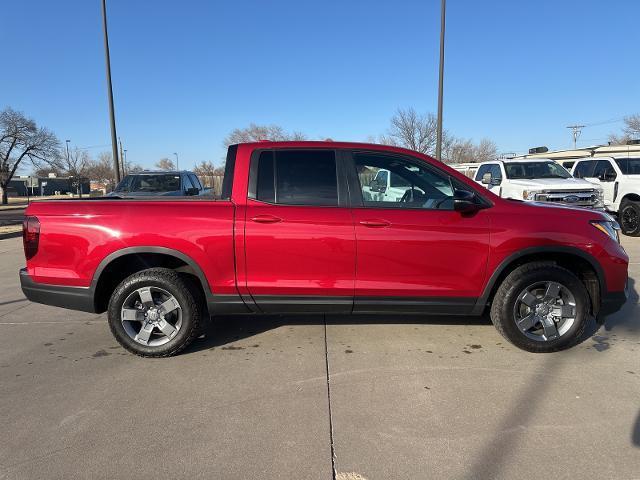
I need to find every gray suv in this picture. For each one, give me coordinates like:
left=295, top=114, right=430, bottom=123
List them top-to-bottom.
left=109, top=171, right=203, bottom=197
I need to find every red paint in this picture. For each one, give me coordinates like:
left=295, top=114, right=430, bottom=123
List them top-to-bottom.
left=23, top=141, right=629, bottom=303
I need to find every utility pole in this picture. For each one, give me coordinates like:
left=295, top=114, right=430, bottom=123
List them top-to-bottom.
left=101, top=0, right=121, bottom=183
left=435, top=0, right=446, bottom=161
left=566, top=124, right=585, bottom=149
left=118, top=137, right=125, bottom=177
left=65, top=139, right=70, bottom=164
left=173, top=152, right=179, bottom=171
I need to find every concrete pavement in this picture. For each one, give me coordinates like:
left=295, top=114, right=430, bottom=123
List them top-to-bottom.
left=0, top=236, right=639, bottom=479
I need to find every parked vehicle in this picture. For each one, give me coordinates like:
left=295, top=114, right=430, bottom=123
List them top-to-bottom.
left=20, top=142, right=628, bottom=356
left=571, top=156, right=640, bottom=236
left=454, top=159, right=604, bottom=209
left=109, top=171, right=204, bottom=197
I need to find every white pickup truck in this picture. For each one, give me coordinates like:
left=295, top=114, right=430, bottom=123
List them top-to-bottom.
left=571, top=156, right=640, bottom=236
left=452, top=159, right=604, bottom=209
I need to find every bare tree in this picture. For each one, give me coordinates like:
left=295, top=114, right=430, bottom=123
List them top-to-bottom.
left=0, top=107, right=60, bottom=204
left=378, top=108, right=497, bottom=163
left=379, top=108, right=445, bottom=155
left=609, top=114, right=640, bottom=145
left=223, top=123, right=307, bottom=147
left=56, top=147, right=90, bottom=197
left=85, top=152, right=116, bottom=191
left=155, top=157, right=176, bottom=170
left=193, top=160, right=225, bottom=188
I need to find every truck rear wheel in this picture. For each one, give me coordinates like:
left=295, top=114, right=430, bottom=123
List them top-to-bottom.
left=619, top=199, right=640, bottom=236
left=490, top=263, right=589, bottom=353
left=107, top=268, right=202, bottom=357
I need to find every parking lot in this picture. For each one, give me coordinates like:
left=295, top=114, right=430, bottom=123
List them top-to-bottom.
left=0, top=235, right=639, bottom=480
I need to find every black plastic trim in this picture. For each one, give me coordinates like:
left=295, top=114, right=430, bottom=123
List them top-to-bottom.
left=91, top=246, right=249, bottom=314
left=472, top=246, right=608, bottom=315
left=20, top=268, right=97, bottom=313
left=252, top=295, right=353, bottom=314
left=354, top=296, right=476, bottom=315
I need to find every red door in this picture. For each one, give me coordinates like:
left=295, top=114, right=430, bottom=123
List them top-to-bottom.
left=243, top=149, right=355, bottom=313
left=349, top=151, right=491, bottom=313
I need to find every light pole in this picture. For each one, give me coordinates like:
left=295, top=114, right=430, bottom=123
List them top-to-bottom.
left=101, top=0, right=121, bottom=183
left=435, top=0, right=446, bottom=161
left=65, top=139, right=70, bottom=164
left=123, top=149, right=128, bottom=174
left=173, top=152, right=179, bottom=171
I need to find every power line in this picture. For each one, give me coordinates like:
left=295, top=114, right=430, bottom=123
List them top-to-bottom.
left=566, top=124, right=585, bottom=149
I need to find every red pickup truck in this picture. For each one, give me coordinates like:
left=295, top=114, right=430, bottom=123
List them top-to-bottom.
left=20, top=141, right=628, bottom=356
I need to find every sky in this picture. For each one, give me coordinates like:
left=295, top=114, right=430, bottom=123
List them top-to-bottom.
left=2, top=0, right=639, bottom=172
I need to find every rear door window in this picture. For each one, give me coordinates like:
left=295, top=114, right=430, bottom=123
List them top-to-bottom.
left=254, top=150, right=338, bottom=206
left=593, top=160, right=616, bottom=180
left=573, top=161, right=596, bottom=178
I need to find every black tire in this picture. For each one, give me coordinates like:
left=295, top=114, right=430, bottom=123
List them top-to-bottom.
left=619, top=199, right=640, bottom=236
left=490, top=262, right=589, bottom=353
left=107, top=268, right=202, bottom=357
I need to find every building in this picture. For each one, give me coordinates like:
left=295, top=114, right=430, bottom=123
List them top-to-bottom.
left=8, top=175, right=90, bottom=197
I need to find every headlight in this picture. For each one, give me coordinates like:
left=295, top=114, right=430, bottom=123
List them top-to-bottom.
left=594, top=189, right=604, bottom=208
left=523, top=190, right=543, bottom=200
left=591, top=220, right=620, bottom=243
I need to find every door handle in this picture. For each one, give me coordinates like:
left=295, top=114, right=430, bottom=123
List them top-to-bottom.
left=251, top=214, right=283, bottom=224
left=359, top=219, right=391, bottom=228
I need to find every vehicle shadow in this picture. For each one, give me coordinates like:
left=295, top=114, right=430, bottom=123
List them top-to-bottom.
left=183, top=312, right=493, bottom=354
left=633, top=410, right=640, bottom=448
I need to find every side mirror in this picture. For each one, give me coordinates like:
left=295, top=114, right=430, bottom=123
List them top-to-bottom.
left=602, top=171, right=616, bottom=182
left=481, top=173, right=492, bottom=185
left=186, top=187, right=200, bottom=196
left=454, top=190, right=480, bottom=214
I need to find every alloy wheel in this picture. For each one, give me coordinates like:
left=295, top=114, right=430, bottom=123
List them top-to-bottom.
left=513, top=281, right=576, bottom=342
left=121, top=286, right=182, bottom=346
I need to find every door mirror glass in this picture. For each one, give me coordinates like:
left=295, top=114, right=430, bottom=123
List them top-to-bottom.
left=602, top=171, right=617, bottom=182
left=481, top=173, right=492, bottom=185
left=186, top=187, right=200, bottom=196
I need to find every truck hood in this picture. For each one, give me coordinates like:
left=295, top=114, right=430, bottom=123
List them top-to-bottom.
left=506, top=177, right=600, bottom=190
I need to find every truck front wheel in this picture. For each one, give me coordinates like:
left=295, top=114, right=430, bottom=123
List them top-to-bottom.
left=619, top=199, right=640, bottom=236
left=490, top=263, right=589, bottom=353
left=107, top=268, right=202, bottom=357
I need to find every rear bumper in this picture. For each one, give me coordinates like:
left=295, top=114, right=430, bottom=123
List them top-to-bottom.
left=20, top=268, right=97, bottom=313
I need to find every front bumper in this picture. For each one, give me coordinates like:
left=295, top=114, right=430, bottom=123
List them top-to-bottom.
left=20, top=268, right=97, bottom=313
left=598, top=281, right=629, bottom=319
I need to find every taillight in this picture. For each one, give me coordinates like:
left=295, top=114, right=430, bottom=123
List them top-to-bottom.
left=23, top=216, right=40, bottom=260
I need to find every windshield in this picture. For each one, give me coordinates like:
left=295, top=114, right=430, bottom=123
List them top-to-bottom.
left=615, top=158, right=640, bottom=175
left=504, top=161, right=571, bottom=179
left=114, top=174, right=181, bottom=193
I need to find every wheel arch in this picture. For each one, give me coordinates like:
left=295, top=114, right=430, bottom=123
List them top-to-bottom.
left=620, top=192, right=640, bottom=204
left=474, top=246, right=605, bottom=316
left=91, top=247, right=211, bottom=313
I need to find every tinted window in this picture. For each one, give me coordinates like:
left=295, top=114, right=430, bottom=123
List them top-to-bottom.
left=255, top=150, right=338, bottom=206
left=276, top=150, right=338, bottom=205
left=256, top=151, right=275, bottom=203
left=354, top=153, right=455, bottom=209
left=615, top=158, right=640, bottom=175
left=593, top=160, right=616, bottom=180
left=504, top=161, right=570, bottom=179
left=573, top=161, right=596, bottom=178
left=475, top=164, right=501, bottom=182
left=116, top=174, right=181, bottom=193
left=182, top=174, right=193, bottom=190
left=190, top=174, right=202, bottom=190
